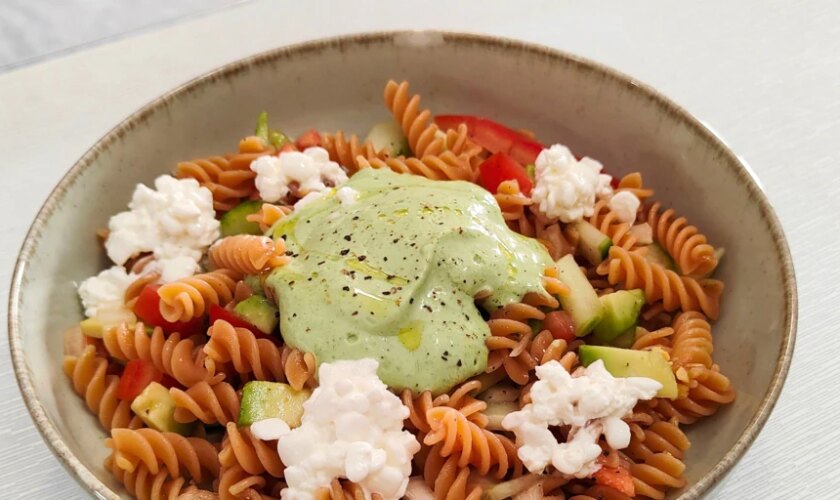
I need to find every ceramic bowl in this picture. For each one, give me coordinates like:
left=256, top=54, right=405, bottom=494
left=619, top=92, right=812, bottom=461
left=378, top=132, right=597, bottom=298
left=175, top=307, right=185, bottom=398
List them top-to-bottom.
left=8, top=31, right=796, bottom=499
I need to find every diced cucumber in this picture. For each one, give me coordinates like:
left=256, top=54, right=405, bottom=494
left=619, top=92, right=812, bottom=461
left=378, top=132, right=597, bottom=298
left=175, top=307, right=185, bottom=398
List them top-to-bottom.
left=255, top=111, right=269, bottom=142
left=365, top=121, right=409, bottom=157
left=220, top=200, right=264, bottom=237
left=573, top=220, right=612, bottom=265
left=641, top=243, right=677, bottom=271
left=554, top=254, right=604, bottom=336
left=243, top=275, right=265, bottom=296
left=593, top=289, right=645, bottom=341
left=233, top=295, right=278, bottom=334
left=81, top=306, right=137, bottom=338
left=609, top=328, right=637, bottom=348
left=578, top=345, right=678, bottom=399
left=238, top=381, right=311, bottom=427
left=131, top=382, right=195, bottom=435
left=484, top=400, right=519, bottom=431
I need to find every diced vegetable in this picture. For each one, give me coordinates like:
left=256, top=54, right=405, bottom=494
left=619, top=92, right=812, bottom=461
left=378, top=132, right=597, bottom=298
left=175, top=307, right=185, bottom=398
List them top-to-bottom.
left=255, top=111, right=270, bottom=142
left=434, top=115, right=545, bottom=165
left=365, top=121, right=410, bottom=156
left=295, top=129, right=321, bottom=149
left=268, top=130, right=289, bottom=149
left=477, top=152, right=533, bottom=196
left=220, top=200, right=264, bottom=237
left=573, top=220, right=612, bottom=265
left=628, top=222, right=653, bottom=245
left=640, top=243, right=677, bottom=271
left=554, top=255, right=604, bottom=336
left=243, top=275, right=265, bottom=296
left=133, top=285, right=205, bottom=335
left=593, top=290, right=645, bottom=341
left=233, top=295, right=279, bottom=334
left=209, top=304, right=275, bottom=341
left=543, top=311, right=576, bottom=343
left=608, top=328, right=637, bottom=348
left=578, top=345, right=678, bottom=399
left=118, top=359, right=163, bottom=401
left=238, top=381, right=311, bottom=427
left=131, top=382, right=195, bottom=435
left=477, top=384, right=520, bottom=404
left=484, top=400, right=519, bottom=431
left=593, top=458, right=635, bottom=497
left=482, top=474, right=542, bottom=500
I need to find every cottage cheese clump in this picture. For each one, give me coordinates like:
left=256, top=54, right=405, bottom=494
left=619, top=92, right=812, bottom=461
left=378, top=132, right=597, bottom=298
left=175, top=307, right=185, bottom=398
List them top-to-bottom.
left=531, top=144, right=613, bottom=223
left=251, top=147, right=348, bottom=203
left=104, top=175, right=219, bottom=281
left=249, top=359, right=419, bottom=500
left=502, top=359, right=661, bottom=477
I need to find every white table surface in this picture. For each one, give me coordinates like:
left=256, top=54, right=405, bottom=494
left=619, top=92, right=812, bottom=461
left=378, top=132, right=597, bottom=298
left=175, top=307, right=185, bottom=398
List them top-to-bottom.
left=1, top=0, right=839, bottom=498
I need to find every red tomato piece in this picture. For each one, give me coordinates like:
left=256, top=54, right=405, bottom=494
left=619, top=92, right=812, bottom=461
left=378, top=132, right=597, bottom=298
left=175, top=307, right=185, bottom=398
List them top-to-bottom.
left=435, top=115, right=545, bottom=165
left=295, top=129, right=322, bottom=149
left=478, top=152, right=533, bottom=196
left=133, top=285, right=205, bottom=336
left=209, top=304, right=279, bottom=344
left=543, top=311, right=577, bottom=342
left=117, top=359, right=163, bottom=401
left=593, top=459, right=635, bottom=497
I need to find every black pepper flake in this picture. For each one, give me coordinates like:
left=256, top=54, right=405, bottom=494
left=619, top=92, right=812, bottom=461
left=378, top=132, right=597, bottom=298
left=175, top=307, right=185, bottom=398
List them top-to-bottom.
left=352, top=215, right=359, bottom=220
left=344, top=235, right=352, bottom=241
left=392, top=238, right=399, bottom=244
left=339, top=249, right=350, bottom=256
left=285, top=250, right=294, bottom=256
left=358, top=255, right=367, bottom=261
left=383, top=257, right=388, bottom=262
left=317, top=261, right=325, bottom=266
left=386, top=274, right=395, bottom=280
left=364, top=276, right=372, bottom=281
left=289, top=281, right=295, bottom=286
left=342, top=286, right=350, bottom=291
left=382, top=291, right=391, bottom=296
left=409, top=298, right=414, bottom=304
left=441, top=302, right=447, bottom=306
left=423, top=305, right=433, bottom=312
left=352, top=311, right=359, bottom=316
left=464, top=313, right=470, bottom=321
left=457, top=360, right=463, bottom=367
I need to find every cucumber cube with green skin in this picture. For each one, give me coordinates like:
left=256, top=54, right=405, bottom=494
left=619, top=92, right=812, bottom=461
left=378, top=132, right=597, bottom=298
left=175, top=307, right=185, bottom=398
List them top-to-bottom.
left=365, top=121, right=410, bottom=157
left=220, top=200, right=264, bottom=237
left=572, top=220, right=612, bottom=266
left=641, top=242, right=677, bottom=271
left=554, top=254, right=604, bottom=336
left=594, top=289, right=645, bottom=341
left=233, top=295, right=278, bottom=334
left=608, top=328, right=637, bottom=348
left=578, top=345, right=678, bottom=399
left=238, top=381, right=311, bottom=427
left=131, top=382, right=196, bottom=435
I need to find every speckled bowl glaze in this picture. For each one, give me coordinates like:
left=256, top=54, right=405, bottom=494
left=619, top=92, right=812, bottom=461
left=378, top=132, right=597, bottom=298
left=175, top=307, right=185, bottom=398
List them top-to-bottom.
left=8, top=32, right=796, bottom=499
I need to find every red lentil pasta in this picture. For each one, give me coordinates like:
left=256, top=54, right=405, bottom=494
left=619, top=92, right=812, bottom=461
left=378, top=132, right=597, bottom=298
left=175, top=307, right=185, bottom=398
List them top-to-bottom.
left=63, top=78, right=733, bottom=499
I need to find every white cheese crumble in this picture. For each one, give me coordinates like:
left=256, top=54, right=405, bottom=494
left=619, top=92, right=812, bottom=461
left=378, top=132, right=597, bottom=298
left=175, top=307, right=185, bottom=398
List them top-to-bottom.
left=531, top=144, right=613, bottom=223
left=251, top=147, right=348, bottom=203
left=105, top=175, right=219, bottom=282
left=294, top=186, right=360, bottom=212
left=336, top=186, right=359, bottom=205
left=608, top=191, right=641, bottom=224
left=77, top=266, right=137, bottom=318
left=250, top=359, right=419, bottom=500
left=502, top=360, right=661, bottom=478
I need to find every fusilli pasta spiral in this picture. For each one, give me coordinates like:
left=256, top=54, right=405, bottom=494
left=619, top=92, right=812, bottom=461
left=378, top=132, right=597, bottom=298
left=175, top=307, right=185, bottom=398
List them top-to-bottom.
left=321, top=130, right=388, bottom=174
left=357, top=151, right=474, bottom=182
left=586, top=200, right=640, bottom=250
left=643, top=202, right=719, bottom=276
left=246, top=203, right=293, bottom=233
left=210, top=235, right=291, bottom=275
left=596, top=246, right=723, bottom=319
left=157, top=269, right=241, bottom=323
left=204, top=319, right=316, bottom=388
left=102, top=322, right=222, bottom=388
left=63, top=345, right=144, bottom=430
left=170, top=381, right=240, bottom=425
left=424, top=406, right=521, bottom=478
left=219, top=422, right=285, bottom=478
left=106, top=427, right=220, bottom=482
left=422, top=448, right=483, bottom=500
left=629, top=452, right=686, bottom=500
left=105, top=455, right=197, bottom=500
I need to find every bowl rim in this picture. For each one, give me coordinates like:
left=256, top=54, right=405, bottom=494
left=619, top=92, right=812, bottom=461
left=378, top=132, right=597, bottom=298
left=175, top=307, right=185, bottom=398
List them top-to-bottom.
left=7, top=30, right=797, bottom=499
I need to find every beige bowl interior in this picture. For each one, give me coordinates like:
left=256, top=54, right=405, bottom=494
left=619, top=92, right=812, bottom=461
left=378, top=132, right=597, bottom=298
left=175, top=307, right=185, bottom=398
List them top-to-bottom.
left=9, top=32, right=795, bottom=499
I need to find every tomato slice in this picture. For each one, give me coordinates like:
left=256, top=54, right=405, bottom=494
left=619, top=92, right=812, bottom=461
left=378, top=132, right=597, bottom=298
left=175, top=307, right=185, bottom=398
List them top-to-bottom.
left=435, top=115, right=545, bottom=165
left=295, top=129, right=322, bottom=149
left=477, top=152, right=533, bottom=196
left=133, top=285, right=205, bottom=336
left=209, top=304, right=279, bottom=344
left=543, top=311, right=577, bottom=343
left=117, top=359, right=163, bottom=401
left=593, top=457, right=635, bottom=497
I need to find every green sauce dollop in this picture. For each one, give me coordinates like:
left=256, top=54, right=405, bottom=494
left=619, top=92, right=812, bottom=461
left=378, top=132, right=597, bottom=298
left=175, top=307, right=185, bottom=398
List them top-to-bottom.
left=267, top=169, right=553, bottom=394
